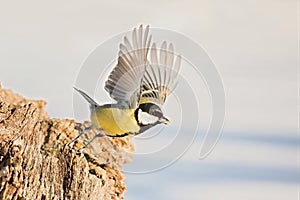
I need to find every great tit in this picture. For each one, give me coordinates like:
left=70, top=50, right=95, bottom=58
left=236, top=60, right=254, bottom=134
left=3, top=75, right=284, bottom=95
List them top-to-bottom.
left=71, top=25, right=181, bottom=144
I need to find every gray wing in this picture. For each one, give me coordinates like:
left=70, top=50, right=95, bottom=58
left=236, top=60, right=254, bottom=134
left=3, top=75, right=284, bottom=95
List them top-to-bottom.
left=104, top=24, right=152, bottom=108
left=141, top=42, right=181, bottom=105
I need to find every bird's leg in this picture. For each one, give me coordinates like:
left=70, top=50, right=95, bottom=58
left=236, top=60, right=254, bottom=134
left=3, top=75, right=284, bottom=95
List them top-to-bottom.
left=68, top=124, right=93, bottom=148
left=77, top=129, right=104, bottom=153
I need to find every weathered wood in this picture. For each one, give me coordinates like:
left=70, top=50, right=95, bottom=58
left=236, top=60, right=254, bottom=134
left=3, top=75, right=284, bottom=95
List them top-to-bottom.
left=0, top=85, right=133, bottom=200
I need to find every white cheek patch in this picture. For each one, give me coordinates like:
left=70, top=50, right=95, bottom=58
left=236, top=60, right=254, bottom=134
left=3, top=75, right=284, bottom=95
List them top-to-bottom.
left=138, top=109, right=158, bottom=125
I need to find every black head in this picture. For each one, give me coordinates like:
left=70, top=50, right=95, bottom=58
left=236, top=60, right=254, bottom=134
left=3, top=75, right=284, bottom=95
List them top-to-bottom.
left=135, top=103, right=169, bottom=126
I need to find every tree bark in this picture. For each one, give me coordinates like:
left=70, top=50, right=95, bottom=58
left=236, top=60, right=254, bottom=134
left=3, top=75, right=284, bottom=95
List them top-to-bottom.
left=0, top=85, right=134, bottom=200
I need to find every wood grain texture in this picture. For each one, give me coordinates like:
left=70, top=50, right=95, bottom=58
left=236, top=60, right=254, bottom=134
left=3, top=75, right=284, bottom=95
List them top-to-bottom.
left=0, top=85, right=134, bottom=200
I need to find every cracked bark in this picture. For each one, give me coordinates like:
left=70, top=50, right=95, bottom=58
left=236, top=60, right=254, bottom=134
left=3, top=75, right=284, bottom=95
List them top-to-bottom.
left=0, top=85, right=134, bottom=200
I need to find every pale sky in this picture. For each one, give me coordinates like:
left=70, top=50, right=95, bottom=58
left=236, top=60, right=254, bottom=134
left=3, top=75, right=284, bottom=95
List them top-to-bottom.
left=0, top=1, right=297, bottom=133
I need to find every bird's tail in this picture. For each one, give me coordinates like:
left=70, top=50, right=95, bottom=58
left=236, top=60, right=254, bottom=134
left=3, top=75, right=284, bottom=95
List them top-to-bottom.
left=73, top=87, right=99, bottom=108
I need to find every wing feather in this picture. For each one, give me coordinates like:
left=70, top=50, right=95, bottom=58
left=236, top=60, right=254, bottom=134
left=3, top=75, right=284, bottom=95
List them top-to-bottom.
left=104, top=25, right=151, bottom=108
left=141, top=42, right=181, bottom=105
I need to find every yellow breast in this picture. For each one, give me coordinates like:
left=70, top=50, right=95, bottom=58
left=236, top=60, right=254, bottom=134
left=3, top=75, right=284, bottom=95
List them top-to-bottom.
left=90, top=106, right=139, bottom=136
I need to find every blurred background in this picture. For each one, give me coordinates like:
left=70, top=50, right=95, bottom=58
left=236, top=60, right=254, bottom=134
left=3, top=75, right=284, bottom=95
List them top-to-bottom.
left=0, top=1, right=297, bottom=199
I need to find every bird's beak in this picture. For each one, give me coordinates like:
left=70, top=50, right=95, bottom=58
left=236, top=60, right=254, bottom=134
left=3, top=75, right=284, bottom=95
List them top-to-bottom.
left=159, top=116, right=170, bottom=124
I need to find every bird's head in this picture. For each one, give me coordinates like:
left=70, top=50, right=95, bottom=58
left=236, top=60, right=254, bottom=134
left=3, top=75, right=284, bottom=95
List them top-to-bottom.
left=136, top=103, right=170, bottom=126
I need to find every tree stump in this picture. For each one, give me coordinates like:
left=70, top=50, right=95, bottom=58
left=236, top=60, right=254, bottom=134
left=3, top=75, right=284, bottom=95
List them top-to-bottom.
left=0, top=85, right=134, bottom=200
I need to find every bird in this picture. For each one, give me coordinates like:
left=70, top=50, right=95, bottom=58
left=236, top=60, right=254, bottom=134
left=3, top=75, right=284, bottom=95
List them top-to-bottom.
left=69, top=25, right=181, bottom=148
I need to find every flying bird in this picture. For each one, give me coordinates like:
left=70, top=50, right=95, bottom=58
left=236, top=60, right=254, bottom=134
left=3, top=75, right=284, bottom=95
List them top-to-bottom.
left=70, top=25, right=181, bottom=148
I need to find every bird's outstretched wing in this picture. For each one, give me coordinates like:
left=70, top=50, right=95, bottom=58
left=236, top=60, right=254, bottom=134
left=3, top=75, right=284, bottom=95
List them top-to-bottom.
left=104, top=24, right=152, bottom=108
left=140, top=42, right=181, bottom=106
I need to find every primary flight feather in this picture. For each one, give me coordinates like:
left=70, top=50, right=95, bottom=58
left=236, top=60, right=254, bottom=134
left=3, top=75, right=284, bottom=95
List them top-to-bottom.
left=73, top=24, right=181, bottom=139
